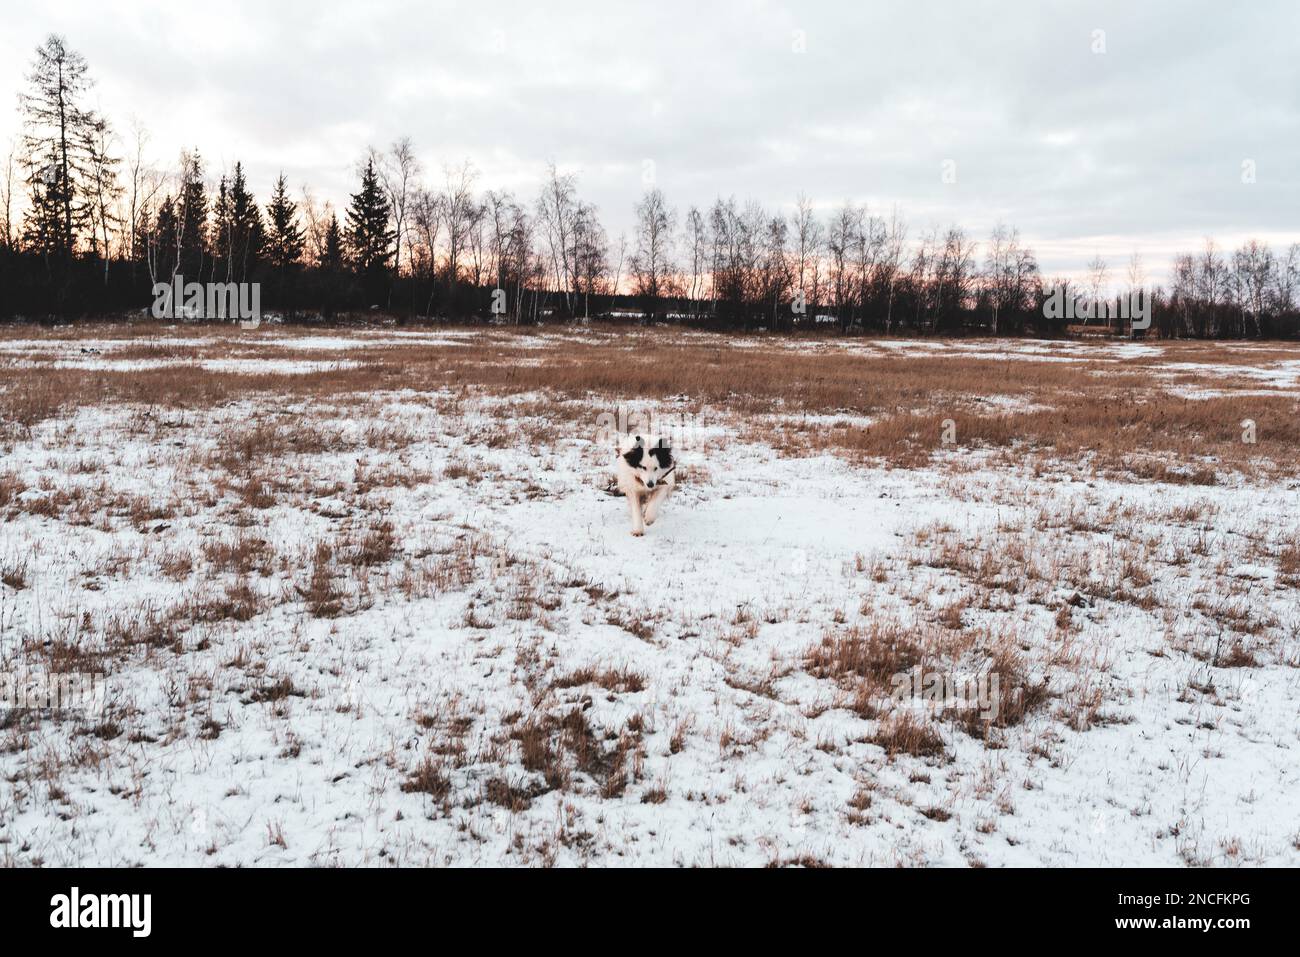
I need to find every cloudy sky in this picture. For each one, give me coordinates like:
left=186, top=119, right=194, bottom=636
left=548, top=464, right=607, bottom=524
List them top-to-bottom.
left=3, top=0, right=1298, bottom=284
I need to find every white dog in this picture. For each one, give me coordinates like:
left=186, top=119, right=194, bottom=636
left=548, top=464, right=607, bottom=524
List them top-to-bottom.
left=614, top=434, right=676, bottom=536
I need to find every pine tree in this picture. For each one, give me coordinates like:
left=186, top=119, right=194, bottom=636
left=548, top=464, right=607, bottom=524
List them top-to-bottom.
left=20, top=35, right=102, bottom=260
left=21, top=147, right=67, bottom=258
left=176, top=150, right=208, bottom=281
left=345, top=158, right=393, bottom=282
left=228, top=162, right=261, bottom=282
left=210, top=164, right=261, bottom=282
left=264, top=173, right=304, bottom=271
left=211, top=175, right=232, bottom=279
left=148, top=195, right=179, bottom=283
left=132, top=197, right=156, bottom=273
left=314, top=211, right=348, bottom=317
left=320, top=213, right=344, bottom=271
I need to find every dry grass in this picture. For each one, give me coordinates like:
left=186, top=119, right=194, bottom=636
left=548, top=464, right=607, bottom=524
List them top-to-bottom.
left=3, top=323, right=1297, bottom=866
left=4, top=325, right=1298, bottom=482
left=203, top=532, right=275, bottom=576
left=1279, top=532, right=1300, bottom=585
left=300, top=543, right=344, bottom=618
left=1, top=552, right=29, bottom=589
left=806, top=623, right=932, bottom=718
left=552, top=667, right=647, bottom=694
left=508, top=705, right=643, bottom=799
left=867, top=711, right=948, bottom=759
left=401, top=758, right=451, bottom=800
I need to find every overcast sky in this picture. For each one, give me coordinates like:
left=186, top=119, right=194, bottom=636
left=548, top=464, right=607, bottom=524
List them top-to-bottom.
left=4, top=0, right=1298, bottom=285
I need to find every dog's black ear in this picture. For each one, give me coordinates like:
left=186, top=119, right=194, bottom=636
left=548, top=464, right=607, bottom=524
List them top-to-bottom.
left=633, top=435, right=645, bottom=447
left=652, top=437, right=673, bottom=467
left=623, top=445, right=644, bottom=467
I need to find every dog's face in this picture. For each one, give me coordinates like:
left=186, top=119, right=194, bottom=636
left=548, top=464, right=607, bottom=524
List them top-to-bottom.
left=623, top=435, right=674, bottom=489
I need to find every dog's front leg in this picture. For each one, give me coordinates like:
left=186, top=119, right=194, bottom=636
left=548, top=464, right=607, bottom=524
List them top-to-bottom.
left=643, top=485, right=671, bottom=526
left=626, top=490, right=645, bottom=536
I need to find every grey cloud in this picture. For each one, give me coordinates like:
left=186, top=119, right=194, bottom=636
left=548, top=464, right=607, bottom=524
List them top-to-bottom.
left=2, top=0, right=1297, bottom=282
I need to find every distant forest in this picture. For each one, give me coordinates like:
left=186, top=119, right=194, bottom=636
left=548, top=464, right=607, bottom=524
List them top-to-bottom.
left=2, top=34, right=1298, bottom=338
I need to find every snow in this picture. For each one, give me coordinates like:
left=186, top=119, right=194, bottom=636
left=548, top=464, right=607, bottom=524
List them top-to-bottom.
left=0, top=330, right=1297, bottom=867
left=29, top=357, right=361, bottom=374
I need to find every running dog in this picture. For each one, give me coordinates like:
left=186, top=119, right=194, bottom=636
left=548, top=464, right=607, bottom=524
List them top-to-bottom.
left=614, top=435, right=676, bottom=536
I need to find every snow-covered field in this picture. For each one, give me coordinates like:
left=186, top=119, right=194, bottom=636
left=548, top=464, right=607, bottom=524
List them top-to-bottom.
left=1, top=324, right=1297, bottom=866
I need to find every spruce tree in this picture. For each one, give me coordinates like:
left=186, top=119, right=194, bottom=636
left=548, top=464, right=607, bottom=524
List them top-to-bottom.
left=21, top=148, right=67, bottom=258
left=176, top=150, right=208, bottom=281
left=345, top=158, right=393, bottom=284
left=228, top=162, right=261, bottom=282
left=264, top=173, right=304, bottom=271
left=212, top=175, right=232, bottom=279
left=148, top=195, right=179, bottom=284
left=132, top=197, right=157, bottom=273
left=315, top=211, right=348, bottom=317
left=320, top=213, right=344, bottom=272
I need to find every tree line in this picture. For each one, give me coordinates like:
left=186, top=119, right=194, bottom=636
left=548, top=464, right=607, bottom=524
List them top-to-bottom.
left=2, top=34, right=1298, bottom=338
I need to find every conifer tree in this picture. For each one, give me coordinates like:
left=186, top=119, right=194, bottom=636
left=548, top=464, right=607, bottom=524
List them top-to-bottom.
left=20, top=34, right=97, bottom=259
left=21, top=148, right=67, bottom=258
left=176, top=150, right=208, bottom=281
left=345, top=158, right=393, bottom=282
left=228, top=162, right=261, bottom=282
left=210, top=164, right=261, bottom=282
left=264, top=173, right=305, bottom=271
left=212, top=174, right=232, bottom=279
left=149, top=195, right=179, bottom=282
left=320, top=213, right=344, bottom=272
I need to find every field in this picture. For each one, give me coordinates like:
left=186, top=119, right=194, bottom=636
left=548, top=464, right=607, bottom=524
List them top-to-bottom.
left=1, top=322, right=1298, bottom=867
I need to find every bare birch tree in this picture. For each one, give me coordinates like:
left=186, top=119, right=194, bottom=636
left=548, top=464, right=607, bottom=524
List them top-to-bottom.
left=83, top=115, right=122, bottom=282
left=125, top=119, right=163, bottom=276
left=373, top=137, right=419, bottom=279
left=0, top=140, right=17, bottom=250
left=441, top=159, right=478, bottom=309
left=536, top=162, right=578, bottom=314
left=631, top=188, right=676, bottom=319
left=792, top=193, right=822, bottom=325
left=879, top=207, right=907, bottom=333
